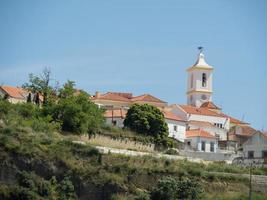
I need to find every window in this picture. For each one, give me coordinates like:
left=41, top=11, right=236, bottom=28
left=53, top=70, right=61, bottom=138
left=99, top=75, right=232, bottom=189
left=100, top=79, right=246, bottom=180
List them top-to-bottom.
left=202, top=73, right=207, bottom=87
left=190, top=74, right=194, bottom=88
left=112, top=120, right=117, bottom=126
left=174, top=125, right=177, bottom=132
left=187, top=141, right=191, bottom=146
left=201, top=141, right=206, bottom=151
left=210, top=142, right=215, bottom=152
left=248, top=151, right=254, bottom=159
left=262, top=151, right=267, bottom=158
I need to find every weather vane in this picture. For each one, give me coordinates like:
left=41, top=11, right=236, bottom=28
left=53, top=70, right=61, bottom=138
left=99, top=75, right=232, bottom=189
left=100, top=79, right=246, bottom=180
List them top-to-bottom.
left=198, top=46, right=204, bottom=53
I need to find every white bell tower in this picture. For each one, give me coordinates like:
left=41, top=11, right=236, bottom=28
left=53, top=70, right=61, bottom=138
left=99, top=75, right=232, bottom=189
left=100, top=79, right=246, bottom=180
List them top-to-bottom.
left=187, top=47, right=213, bottom=107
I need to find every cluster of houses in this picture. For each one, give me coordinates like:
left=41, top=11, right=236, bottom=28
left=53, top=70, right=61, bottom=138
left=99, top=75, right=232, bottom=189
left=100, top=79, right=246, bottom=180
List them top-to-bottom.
left=1, top=49, right=266, bottom=160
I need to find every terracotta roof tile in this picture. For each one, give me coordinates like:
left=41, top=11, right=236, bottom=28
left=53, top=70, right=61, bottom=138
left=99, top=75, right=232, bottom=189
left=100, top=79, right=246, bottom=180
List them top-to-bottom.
left=0, top=86, right=28, bottom=99
left=93, top=92, right=131, bottom=102
left=93, top=92, right=166, bottom=104
left=131, top=94, right=166, bottom=103
left=200, top=101, right=221, bottom=110
left=178, top=105, right=223, bottom=117
left=162, top=110, right=184, bottom=122
left=219, top=113, right=248, bottom=125
left=188, top=120, right=214, bottom=127
left=186, top=129, right=216, bottom=139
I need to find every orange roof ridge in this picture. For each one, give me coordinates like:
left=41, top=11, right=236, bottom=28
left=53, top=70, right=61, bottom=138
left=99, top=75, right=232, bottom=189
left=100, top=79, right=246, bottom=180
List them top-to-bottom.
left=132, top=94, right=166, bottom=103
left=162, top=110, right=185, bottom=122
left=186, top=128, right=216, bottom=139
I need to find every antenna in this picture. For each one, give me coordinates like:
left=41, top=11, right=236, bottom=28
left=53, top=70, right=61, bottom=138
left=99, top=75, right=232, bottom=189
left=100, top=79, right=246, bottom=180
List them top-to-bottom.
left=241, top=114, right=245, bottom=122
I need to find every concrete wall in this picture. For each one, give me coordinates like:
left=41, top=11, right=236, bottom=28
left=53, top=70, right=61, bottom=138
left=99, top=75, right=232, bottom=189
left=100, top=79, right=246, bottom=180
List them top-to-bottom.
left=81, top=134, right=155, bottom=152
left=179, top=150, right=237, bottom=161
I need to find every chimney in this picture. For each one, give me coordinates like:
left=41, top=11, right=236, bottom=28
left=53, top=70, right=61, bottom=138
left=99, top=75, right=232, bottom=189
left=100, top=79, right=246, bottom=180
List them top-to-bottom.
left=95, top=91, right=100, bottom=98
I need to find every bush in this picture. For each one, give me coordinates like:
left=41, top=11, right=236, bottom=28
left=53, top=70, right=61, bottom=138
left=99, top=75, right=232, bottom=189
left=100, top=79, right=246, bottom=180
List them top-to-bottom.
left=124, top=104, right=169, bottom=146
left=151, top=177, right=203, bottom=200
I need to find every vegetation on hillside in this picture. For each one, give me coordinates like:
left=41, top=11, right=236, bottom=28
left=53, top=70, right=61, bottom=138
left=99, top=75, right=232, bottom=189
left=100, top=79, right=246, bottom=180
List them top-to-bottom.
left=0, top=121, right=266, bottom=199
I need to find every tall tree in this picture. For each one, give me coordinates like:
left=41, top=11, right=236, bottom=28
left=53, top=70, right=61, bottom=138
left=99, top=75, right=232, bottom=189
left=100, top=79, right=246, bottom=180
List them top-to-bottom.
left=23, top=68, right=56, bottom=106
left=54, top=80, right=105, bottom=135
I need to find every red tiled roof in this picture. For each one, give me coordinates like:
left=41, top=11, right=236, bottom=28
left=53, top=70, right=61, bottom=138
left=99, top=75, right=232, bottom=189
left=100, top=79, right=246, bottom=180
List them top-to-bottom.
left=0, top=86, right=28, bottom=99
left=93, top=92, right=131, bottom=102
left=93, top=92, right=166, bottom=104
left=131, top=94, right=166, bottom=103
left=200, top=101, right=221, bottom=110
left=178, top=105, right=224, bottom=117
left=104, top=108, right=127, bottom=118
left=162, top=110, right=184, bottom=122
left=219, top=113, right=248, bottom=125
left=188, top=120, right=214, bottom=127
left=228, top=124, right=256, bottom=137
left=186, top=129, right=216, bottom=139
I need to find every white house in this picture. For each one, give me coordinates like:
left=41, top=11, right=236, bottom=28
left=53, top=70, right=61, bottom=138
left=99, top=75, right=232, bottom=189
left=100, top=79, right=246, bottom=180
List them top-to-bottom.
left=0, top=85, right=43, bottom=105
left=0, top=85, right=29, bottom=103
left=169, top=104, right=229, bottom=141
left=104, top=108, right=126, bottom=128
left=162, top=110, right=186, bottom=142
left=185, top=129, right=218, bottom=152
left=243, top=131, right=267, bottom=159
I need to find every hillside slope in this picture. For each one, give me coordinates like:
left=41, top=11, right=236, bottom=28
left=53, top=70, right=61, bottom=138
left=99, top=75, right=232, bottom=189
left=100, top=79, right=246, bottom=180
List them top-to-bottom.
left=0, top=124, right=267, bottom=200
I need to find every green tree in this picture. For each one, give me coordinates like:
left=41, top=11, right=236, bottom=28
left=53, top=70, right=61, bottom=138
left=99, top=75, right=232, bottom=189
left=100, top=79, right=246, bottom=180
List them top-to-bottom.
left=23, top=67, right=58, bottom=107
left=54, top=80, right=104, bottom=135
left=123, top=104, right=168, bottom=141
left=151, top=177, right=203, bottom=200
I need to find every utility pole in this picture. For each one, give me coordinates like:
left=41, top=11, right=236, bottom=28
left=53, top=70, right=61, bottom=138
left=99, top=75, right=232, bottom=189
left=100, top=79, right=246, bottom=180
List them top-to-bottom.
left=249, top=163, right=252, bottom=200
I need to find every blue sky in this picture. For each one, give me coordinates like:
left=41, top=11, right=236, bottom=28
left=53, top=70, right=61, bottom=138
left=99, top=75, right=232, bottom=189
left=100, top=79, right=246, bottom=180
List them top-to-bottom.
left=0, top=0, right=266, bottom=130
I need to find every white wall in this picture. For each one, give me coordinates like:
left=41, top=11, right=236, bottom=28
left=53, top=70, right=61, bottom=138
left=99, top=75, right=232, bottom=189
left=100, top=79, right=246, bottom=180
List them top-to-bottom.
left=187, top=69, right=213, bottom=107
left=188, top=114, right=230, bottom=131
left=106, top=117, right=124, bottom=128
left=165, top=119, right=186, bottom=142
left=243, top=132, right=267, bottom=158
left=185, top=137, right=218, bottom=153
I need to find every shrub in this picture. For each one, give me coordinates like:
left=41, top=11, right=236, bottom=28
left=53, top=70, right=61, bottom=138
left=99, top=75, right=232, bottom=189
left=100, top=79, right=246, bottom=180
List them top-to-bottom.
left=151, top=177, right=203, bottom=200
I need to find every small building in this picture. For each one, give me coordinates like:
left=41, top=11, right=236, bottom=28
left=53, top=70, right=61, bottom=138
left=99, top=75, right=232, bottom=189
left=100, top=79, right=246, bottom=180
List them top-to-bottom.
left=0, top=85, right=43, bottom=105
left=0, top=85, right=29, bottom=103
left=169, top=104, right=229, bottom=141
left=104, top=108, right=126, bottom=128
left=162, top=110, right=186, bottom=142
left=185, top=129, right=218, bottom=152
left=243, top=131, right=267, bottom=159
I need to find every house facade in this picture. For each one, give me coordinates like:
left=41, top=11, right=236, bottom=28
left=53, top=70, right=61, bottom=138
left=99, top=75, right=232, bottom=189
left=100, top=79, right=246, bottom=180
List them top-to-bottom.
left=0, top=85, right=43, bottom=105
left=185, top=129, right=218, bottom=152
left=243, top=131, right=267, bottom=159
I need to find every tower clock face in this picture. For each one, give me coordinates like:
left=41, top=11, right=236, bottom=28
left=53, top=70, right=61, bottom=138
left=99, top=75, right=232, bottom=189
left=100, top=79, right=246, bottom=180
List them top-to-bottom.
left=201, top=94, right=207, bottom=100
